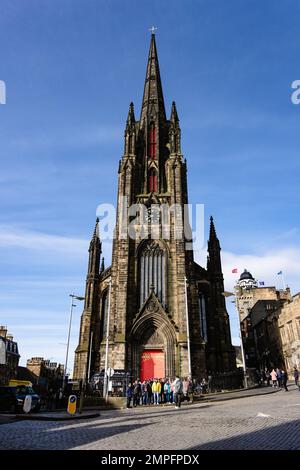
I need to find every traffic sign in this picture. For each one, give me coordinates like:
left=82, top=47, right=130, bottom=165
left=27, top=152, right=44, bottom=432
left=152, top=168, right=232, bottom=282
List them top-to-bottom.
left=106, top=367, right=115, bottom=377
left=23, top=395, right=32, bottom=414
left=67, top=395, right=77, bottom=415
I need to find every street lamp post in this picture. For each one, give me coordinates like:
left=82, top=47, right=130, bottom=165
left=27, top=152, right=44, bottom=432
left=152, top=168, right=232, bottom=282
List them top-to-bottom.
left=184, top=276, right=192, bottom=380
left=103, top=279, right=112, bottom=400
left=223, top=290, right=248, bottom=389
left=63, top=293, right=85, bottom=390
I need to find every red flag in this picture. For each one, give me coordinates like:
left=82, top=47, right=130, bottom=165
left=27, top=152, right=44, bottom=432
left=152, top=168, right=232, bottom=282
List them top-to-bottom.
left=232, top=268, right=238, bottom=273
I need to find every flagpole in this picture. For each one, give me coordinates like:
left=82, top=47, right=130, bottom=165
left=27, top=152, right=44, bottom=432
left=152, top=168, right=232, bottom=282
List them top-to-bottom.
left=281, top=272, right=286, bottom=290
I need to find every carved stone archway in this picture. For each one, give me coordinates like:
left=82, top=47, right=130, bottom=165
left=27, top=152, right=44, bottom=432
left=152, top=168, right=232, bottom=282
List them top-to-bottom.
left=129, top=292, right=177, bottom=379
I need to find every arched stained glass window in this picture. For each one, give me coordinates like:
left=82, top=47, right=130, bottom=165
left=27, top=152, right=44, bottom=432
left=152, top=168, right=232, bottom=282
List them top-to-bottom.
left=148, top=123, right=156, bottom=159
left=148, top=168, right=157, bottom=192
left=139, top=242, right=167, bottom=307
left=198, top=292, right=208, bottom=342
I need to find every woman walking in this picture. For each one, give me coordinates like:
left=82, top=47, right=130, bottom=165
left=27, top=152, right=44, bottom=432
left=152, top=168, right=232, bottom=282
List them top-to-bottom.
left=271, top=369, right=277, bottom=387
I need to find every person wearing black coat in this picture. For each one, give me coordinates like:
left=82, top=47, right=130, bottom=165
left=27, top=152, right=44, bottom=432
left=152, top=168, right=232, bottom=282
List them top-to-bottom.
left=282, top=370, right=288, bottom=391
left=126, top=383, right=133, bottom=408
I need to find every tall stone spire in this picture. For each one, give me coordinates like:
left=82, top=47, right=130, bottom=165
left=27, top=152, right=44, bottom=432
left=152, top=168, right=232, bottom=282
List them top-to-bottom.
left=140, top=33, right=166, bottom=125
left=169, top=101, right=181, bottom=154
left=170, top=101, right=179, bottom=124
left=124, top=102, right=136, bottom=156
left=126, top=102, right=135, bottom=129
left=207, top=216, right=221, bottom=273
left=209, top=216, right=218, bottom=242
left=88, top=217, right=101, bottom=276
left=73, top=218, right=101, bottom=381
left=100, top=257, right=105, bottom=274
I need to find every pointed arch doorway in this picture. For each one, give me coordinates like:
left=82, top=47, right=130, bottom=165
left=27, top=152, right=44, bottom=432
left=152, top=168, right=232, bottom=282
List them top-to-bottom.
left=130, top=294, right=177, bottom=380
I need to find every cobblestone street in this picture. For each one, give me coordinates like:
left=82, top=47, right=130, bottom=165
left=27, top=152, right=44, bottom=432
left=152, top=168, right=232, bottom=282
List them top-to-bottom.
left=0, top=387, right=300, bottom=450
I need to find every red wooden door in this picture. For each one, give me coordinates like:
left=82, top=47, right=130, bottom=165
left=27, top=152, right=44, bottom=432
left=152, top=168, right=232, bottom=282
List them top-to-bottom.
left=140, top=350, right=165, bottom=381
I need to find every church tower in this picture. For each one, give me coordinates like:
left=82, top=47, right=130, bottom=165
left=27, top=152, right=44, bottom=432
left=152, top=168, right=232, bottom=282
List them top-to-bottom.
left=73, top=33, right=236, bottom=381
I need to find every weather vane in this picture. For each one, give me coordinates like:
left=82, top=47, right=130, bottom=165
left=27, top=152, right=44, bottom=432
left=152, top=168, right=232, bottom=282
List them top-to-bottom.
left=149, top=26, right=158, bottom=35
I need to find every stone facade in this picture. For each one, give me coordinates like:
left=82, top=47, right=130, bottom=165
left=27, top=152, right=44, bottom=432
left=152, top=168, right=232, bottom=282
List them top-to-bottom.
left=73, top=34, right=236, bottom=381
left=235, top=270, right=300, bottom=373
left=236, top=271, right=291, bottom=322
left=278, top=293, right=300, bottom=374
left=244, top=300, right=284, bottom=370
left=0, top=327, right=20, bottom=386
left=26, top=357, right=64, bottom=392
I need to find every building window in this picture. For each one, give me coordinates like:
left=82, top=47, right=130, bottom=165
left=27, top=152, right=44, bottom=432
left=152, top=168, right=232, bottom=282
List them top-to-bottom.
left=148, top=123, right=156, bottom=159
left=139, top=242, right=166, bottom=307
left=101, top=290, right=109, bottom=341
left=198, top=292, right=208, bottom=342
left=296, top=317, right=300, bottom=339
left=287, top=322, right=294, bottom=342
left=280, top=326, right=286, bottom=344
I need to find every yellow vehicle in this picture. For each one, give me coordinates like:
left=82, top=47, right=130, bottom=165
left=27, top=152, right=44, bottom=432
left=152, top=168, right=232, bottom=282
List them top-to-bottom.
left=9, top=379, right=32, bottom=387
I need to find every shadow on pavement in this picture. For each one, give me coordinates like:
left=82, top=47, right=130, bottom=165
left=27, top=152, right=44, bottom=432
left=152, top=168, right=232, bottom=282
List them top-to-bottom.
left=187, top=418, right=300, bottom=450
left=0, top=420, right=156, bottom=450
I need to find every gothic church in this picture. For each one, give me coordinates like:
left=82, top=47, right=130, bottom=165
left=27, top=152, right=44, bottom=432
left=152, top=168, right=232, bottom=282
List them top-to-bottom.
left=73, top=33, right=236, bottom=381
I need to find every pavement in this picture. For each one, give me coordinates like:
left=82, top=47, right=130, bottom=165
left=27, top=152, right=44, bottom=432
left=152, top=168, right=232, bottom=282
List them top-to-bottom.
left=0, top=384, right=299, bottom=450
left=195, top=384, right=280, bottom=402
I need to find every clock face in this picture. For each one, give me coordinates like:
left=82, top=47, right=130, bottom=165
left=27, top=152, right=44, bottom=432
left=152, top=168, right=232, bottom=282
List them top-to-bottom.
left=146, top=206, right=160, bottom=224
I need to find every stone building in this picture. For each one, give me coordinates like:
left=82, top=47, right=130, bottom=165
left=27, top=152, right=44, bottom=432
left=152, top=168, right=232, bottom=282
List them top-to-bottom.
left=73, top=33, right=236, bottom=382
left=235, top=269, right=290, bottom=322
left=235, top=269, right=298, bottom=372
left=278, top=293, right=300, bottom=373
left=244, top=300, right=285, bottom=370
left=0, top=326, right=20, bottom=386
left=26, top=357, right=64, bottom=391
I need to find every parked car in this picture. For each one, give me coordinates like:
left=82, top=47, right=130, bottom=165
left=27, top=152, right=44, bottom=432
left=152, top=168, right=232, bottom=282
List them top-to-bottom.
left=0, top=386, right=41, bottom=413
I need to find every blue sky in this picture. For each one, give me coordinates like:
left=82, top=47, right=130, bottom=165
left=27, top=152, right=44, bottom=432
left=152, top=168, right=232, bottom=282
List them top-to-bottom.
left=0, top=0, right=299, bottom=373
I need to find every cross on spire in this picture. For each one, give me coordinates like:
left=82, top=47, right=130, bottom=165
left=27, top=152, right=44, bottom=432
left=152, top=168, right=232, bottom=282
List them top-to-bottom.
left=149, top=26, right=158, bottom=35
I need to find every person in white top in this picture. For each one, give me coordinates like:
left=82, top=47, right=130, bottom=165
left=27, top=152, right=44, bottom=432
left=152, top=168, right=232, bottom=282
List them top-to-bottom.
left=172, top=376, right=183, bottom=409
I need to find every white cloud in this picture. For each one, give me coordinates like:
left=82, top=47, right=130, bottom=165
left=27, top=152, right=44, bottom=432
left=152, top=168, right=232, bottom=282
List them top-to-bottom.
left=3, top=125, right=122, bottom=153
left=0, top=225, right=88, bottom=255
left=195, top=244, right=300, bottom=346
left=195, top=245, right=300, bottom=294
left=222, top=247, right=300, bottom=293
left=222, top=247, right=300, bottom=347
left=0, top=277, right=83, bottom=289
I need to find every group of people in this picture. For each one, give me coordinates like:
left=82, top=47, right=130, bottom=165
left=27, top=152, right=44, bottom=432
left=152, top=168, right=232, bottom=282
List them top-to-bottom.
left=262, top=366, right=299, bottom=391
left=126, top=376, right=192, bottom=409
